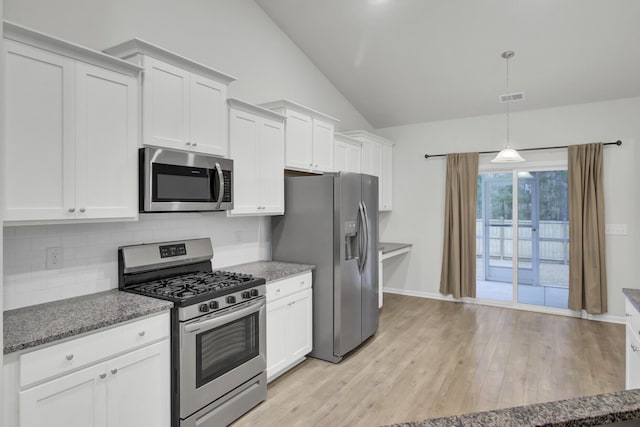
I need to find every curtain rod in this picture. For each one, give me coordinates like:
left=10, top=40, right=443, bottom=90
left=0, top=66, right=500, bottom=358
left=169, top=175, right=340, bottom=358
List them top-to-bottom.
left=423, top=140, right=622, bottom=159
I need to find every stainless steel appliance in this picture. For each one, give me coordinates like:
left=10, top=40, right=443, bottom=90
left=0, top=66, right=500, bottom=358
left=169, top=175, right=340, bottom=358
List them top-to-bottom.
left=139, top=147, right=233, bottom=212
left=272, top=172, right=379, bottom=363
left=118, top=238, right=266, bottom=427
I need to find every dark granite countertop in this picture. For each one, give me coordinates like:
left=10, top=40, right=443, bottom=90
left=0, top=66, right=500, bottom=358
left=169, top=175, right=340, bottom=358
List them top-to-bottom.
left=379, top=241, right=413, bottom=254
left=222, top=261, right=314, bottom=283
left=623, top=288, right=640, bottom=313
left=3, top=290, right=173, bottom=355
left=385, top=389, right=640, bottom=427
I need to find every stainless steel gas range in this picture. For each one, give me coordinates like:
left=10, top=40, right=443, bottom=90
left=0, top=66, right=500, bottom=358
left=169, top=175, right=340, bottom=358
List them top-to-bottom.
left=118, top=238, right=266, bottom=427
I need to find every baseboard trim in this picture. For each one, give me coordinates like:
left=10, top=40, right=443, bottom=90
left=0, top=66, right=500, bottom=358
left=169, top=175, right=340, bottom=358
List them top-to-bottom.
left=384, top=287, right=625, bottom=324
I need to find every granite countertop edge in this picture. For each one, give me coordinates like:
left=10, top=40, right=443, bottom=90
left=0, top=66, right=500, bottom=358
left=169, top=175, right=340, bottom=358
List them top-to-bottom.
left=221, top=260, right=315, bottom=283
left=623, top=288, right=640, bottom=313
left=4, top=291, right=173, bottom=355
left=383, top=389, right=640, bottom=427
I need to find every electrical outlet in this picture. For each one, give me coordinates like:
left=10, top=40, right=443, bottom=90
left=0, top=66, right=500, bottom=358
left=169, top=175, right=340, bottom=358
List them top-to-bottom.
left=605, top=224, right=628, bottom=235
left=46, top=247, right=63, bottom=269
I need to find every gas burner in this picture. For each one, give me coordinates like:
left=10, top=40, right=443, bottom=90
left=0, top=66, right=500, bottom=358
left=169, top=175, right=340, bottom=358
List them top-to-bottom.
left=129, top=270, right=260, bottom=303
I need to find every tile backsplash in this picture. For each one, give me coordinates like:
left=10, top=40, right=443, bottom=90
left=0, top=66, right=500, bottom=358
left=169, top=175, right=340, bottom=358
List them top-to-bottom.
left=3, top=213, right=271, bottom=310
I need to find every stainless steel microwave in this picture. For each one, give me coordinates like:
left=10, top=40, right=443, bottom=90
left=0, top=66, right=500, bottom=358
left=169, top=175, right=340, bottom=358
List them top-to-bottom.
left=139, top=147, right=233, bottom=212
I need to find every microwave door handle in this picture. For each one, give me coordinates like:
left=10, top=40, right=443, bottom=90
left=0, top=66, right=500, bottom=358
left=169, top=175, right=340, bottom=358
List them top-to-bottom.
left=214, top=162, right=224, bottom=209
left=184, top=298, right=265, bottom=334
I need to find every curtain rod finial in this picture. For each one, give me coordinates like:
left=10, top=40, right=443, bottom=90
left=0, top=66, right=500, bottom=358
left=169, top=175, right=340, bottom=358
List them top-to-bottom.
left=616, top=140, right=622, bottom=146
left=424, top=154, right=430, bottom=159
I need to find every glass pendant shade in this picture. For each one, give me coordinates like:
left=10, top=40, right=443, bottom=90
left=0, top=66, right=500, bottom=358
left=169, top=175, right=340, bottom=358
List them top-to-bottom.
left=491, top=147, right=525, bottom=163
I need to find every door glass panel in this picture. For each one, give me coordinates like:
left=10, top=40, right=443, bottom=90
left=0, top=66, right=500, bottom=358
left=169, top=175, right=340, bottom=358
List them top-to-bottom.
left=517, top=170, right=569, bottom=308
left=476, top=172, right=513, bottom=302
left=196, top=312, right=259, bottom=387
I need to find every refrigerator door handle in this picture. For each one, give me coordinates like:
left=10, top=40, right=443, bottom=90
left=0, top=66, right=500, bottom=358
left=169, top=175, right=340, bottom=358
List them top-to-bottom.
left=361, top=201, right=370, bottom=271
left=357, top=202, right=366, bottom=272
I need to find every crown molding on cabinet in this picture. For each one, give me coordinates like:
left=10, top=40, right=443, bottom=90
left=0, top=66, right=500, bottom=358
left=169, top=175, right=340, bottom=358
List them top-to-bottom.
left=3, top=20, right=143, bottom=76
left=103, top=38, right=236, bottom=85
left=227, top=98, right=286, bottom=122
left=259, top=99, right=340, bottom=124
left=341, top=130, right=395, bottom=146
left=334, top=132, right=362, bottom=147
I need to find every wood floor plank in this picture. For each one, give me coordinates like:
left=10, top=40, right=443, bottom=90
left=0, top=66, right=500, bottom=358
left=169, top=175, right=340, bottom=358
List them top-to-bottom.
left=233, top=294, right=625, bottom=426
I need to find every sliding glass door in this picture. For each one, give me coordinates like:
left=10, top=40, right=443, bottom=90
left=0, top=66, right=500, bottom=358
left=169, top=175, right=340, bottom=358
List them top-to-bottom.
left=476, top=166, right=569, bottom=309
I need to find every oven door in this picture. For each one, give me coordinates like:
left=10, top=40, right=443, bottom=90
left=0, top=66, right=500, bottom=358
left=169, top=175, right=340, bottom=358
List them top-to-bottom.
left=141, top=147, right=233, bottom=212
left=179, top=297, right=266, bottom=419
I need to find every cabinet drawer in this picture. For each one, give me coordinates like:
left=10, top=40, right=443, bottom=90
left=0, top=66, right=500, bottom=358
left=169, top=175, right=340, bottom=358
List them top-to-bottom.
left=266, top=272, right=312, bottom=302
left=625, top=299, right=640, bottom=339
left=20, top=312, right=169, bottom=388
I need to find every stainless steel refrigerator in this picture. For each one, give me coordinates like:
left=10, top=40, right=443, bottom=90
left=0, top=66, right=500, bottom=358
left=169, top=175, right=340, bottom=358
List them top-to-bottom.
left=271, top=173, right=379, bottom=363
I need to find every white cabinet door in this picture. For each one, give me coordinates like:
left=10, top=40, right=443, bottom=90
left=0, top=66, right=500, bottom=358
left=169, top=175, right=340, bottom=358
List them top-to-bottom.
left=4, top=41, right=76, bottom=221
left=143, top=57, right=190, bottom=151
left=75, top=63, right=138, bottom=220
left=190, top=74, right=228, bottom=156
left=229, top=108, right=260, bottom=215
left=284, top=110, right=313, bottom=171
left=312, top=118, right=334, bottom=172
left=259, top=119, right=285, bottom=214
left=335, top=141, right=348, bottom=173
left=347, top=144, right=362, bottom=173
left=380, top=144, right=393, bottom=211
left=288, top=289, right=313, bottom=362
left=266, top=297, right=290, bottom=381
left=106, top=340, right=170, bottom=427
left=20, top=363, right=106, bottom=427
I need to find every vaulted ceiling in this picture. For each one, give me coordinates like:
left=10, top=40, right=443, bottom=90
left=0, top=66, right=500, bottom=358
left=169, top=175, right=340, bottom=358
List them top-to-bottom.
left=256, top=0, right=640, bottom=129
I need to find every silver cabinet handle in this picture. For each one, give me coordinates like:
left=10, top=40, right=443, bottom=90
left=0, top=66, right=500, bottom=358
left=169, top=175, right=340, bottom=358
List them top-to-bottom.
left=186, top=142, right=192, bottom=146
left=192, top=142, right=198, bottom=147
left=68, top=208, right=75, bottom=213
left=79, top=208, right=86, bottom=213
left=138, top=331, right=145, bottom=336
left=632, top=344, right=640, bottom=352
left=65, top=354, right=74, bottom=360
left=111, top=369, right=118, bottom=375
left=99, top=373, right=107, bottom=379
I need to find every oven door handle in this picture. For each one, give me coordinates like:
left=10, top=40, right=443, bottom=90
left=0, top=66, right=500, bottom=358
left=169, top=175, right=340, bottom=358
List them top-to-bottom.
left=184, top=298, right=265, bottom=334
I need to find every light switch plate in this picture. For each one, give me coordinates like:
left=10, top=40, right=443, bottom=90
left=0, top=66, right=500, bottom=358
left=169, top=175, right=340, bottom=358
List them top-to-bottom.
left=605, top=224, right=628, bottom=235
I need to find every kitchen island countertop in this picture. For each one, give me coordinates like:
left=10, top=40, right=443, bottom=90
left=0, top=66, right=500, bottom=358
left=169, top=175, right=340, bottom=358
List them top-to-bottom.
left=385, top=389, right=640, bottom=427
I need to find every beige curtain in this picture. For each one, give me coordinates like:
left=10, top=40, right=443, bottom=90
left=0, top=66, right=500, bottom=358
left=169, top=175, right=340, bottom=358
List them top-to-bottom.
left=568, top=143, right=607, bottom=314
left=439, top=152, right=479, bottom=298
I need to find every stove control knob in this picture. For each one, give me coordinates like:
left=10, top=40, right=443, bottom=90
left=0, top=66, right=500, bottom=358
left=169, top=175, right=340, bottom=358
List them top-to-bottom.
left=250, top=289, right=259, bottom=297
left=242, top=291, right=251, bottom=299
left=226, top=296, right=236, bottom=304
left=209, top=301, right=219, bottom=310
left=199, top=304, right=209, bottom=313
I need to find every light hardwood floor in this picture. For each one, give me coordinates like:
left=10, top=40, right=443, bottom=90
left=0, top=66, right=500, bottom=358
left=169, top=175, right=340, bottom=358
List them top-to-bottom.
left=234, top=294, right=624, bottom=427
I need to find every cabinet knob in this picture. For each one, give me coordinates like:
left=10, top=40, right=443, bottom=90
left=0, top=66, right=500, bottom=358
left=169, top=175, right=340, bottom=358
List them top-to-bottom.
left=186, top=142, right=192, bottom=146
left=192, top=142, right=198, bottom=147
left=68, top=208, right=75, bottom=213
left=79, top=208, right=86, bottom=213
left=626, top=313, right=632, bottom=317
left=138, top=331, right=145, bottom=337
left=632, top=344, right=640, bottom=352
left=65, top=354, right=74, bottom=360
left=111, top=369, right=118, bottom=375
left=99, top=373, right=107, bottom=379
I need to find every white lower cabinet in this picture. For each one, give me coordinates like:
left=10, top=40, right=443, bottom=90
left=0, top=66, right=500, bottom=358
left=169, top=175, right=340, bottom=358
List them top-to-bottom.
left=266, top=272, right=313, bottom=382
left=625, top=298, right=640, bottom=390
left=9, top=313, right=170, bottom=427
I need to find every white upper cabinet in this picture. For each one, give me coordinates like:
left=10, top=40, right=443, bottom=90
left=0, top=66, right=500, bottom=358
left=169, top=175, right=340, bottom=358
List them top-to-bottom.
left=3, top=22, right=141, bottom=224
left=104, top=39, right=236, bottom=157
left=228, top=99, right=285, bottom=216
left=260, top=99, right=339, bottom=174
left=342, top=130, right=394, bottom=211
left=334, top=133, right=362, bottom=173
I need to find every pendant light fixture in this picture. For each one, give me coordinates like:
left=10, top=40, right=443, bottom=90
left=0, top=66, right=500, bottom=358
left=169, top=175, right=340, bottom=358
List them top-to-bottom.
left=492, top=51, right=525, bottom=163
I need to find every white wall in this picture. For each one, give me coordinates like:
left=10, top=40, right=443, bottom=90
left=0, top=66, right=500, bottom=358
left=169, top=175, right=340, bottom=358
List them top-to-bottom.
left=3, top=0, right=372, bottom=132
left=377, top=97, right=640, bottom=318
left=3, top=214, right=270, bottom=310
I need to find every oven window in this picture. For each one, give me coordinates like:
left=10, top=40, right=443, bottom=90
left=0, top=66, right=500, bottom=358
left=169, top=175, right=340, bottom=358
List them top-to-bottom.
left=152, top=163, right=213, bottom=202
left=195, top=312, right=259, bottom=388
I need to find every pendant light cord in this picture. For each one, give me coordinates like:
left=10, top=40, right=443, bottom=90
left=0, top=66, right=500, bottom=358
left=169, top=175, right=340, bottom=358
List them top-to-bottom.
left=505, top=53, right=510, bottom=148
